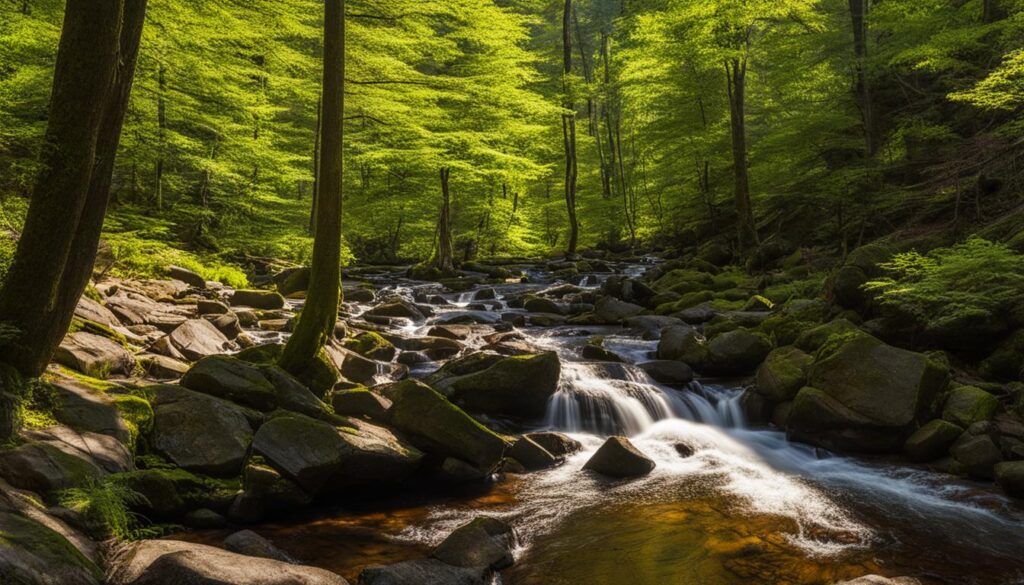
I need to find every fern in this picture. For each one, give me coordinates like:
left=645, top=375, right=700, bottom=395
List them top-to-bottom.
left=58, top=478, right=149, bottom=541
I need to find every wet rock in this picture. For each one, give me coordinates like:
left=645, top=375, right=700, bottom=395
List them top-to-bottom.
left=167, top=265, right=207, bottom=288
left=344, top=286, right=376, bottom=304
left=473, top=288, right=497, bottom=301
left=230, top=289, right=286, bottom=310
left=593, top=295, right=644, bottom=322
left=523, top=296, right=565, bottom=315
left=366, top=300, right=427, bottom=322
left=205, top=312, right=243, bottom=340
left=623, top=314, right=684, bottom=333
left=165, top=318, right=234, bottom=361
left=428, top=324, right=473, bottom=340
left=655, top=325, right=703, bottom=367
left=704, top=328, right=772, bottom=375
left=55, top=331, right=135, bottom=377
left=344, top=332, right=398, bottom=361
left=787, top=332, right=948, bottom=452
left=581, top=343, right=624, bottom=363
left=754, top=346, right=812, bottom=402
left=439, top=352, right=561, bottom=419
left=637, top=360, right=694, bottom=386
left=51, top=378, right=131, bottom=443
left=386, top=379, right=509, bottom=470
left=150, top=385, right=254, bottom=477
left=942, top=386, right=998, bottom=428
left=331, top=388, right=391, bottom=421
left=740, top=389, right=773, bottom=425
left=253, top=413, right=422, bottom=495
left=903, top=419, right=963, bottom=462
left=524, top=431, right=581, bottom=457
left=951, top=434, right=1003, bottom=479
left=507, top=436, right=560, bottom=471
left=583, top=436, right=656, bottom=478
left=674, top=443, right=696, bottom=458
left=994, top=461, right=1024, bottom=498
left=432, top=516, right=515, bottom=570
left=224, top=529, right=297, bottom=563
left=107, top=540, right=348, bottom=585
left=358, top=559, right=486, bottom=585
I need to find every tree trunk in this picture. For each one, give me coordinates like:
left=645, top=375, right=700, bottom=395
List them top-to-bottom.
left=0, top=0, right=140, bottom=432
left=279, top=0, right=345, bottom=374
left=562, top=0, right=579, bottom=257
left=849, top=0, right=876, bottom=158
left=572, top=5, right=596, bottom=136
left=600, top=31, right=617, bottom=200
left=726, top=58, right=758, bottom=254
left=156, top=62, right=167, bottom=210
left=309, top=97, right=322, bottom=236
left=433, top=167, right=455, bottom=274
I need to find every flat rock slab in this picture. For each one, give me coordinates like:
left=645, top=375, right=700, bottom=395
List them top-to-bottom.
left=55, top=332, right=135, bottom=377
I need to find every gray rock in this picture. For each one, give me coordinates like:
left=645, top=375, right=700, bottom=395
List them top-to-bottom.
left=167, top=265, right=208, bottom=288
left=231, top=289, right=287, bottom=310
left=593, top=296, right=644, bottom=323
left=197, top=299, right=229, bottom=315
left=166, top=319, right=233, bottom=361
left=704, top=328, right=772, bottom=375
left=55, top=331, right=135, bottom=377
left=138, top=353, right=190, bottom=380
left=182, top=355, right=278, bottom=410
left=637, top=361, right=694, bottom=386
left=51, top=378, right=131, bottom=443
left=150, top=385, right=254, bottom=477
left=331, top=388, right=392, bottom=421
left=524, top=431, right=581, bottom=457
left=507, top=436, right=561, bottom=471
left=432, top=517, right=515, bottom=570
left=224, top=529, right=297, bottom=563
left=107, top=540, right=348, bottom=585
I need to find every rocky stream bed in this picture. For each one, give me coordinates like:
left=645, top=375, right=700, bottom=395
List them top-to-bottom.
left=1, top=252, right=1023, bottom=585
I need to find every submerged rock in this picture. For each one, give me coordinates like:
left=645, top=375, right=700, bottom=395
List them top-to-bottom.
left=583, top=436, right=656, bottom=478
left=432, top=516, right=515, bottom=570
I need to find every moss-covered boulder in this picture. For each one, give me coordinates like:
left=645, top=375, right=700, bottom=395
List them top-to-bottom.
left=830, top=243, right=893, bottom=313
left=653, top=269, right=715, bottom=295
left=230, top=289, right=286, bottom=310
left=794, top=318, right=860, bottom=353
left=655, top=325, right=705, bottom=367
left=703, top=328, right=772, bottom=375
left=979, top=329, right=1024, bottom=380
left=343, top=331, right=397, bottom=361
left=788, top=333, right=949, bottom=452
left=755, top=346, right=812, bottom=403
left=437, top=352, right=561, bottom=419
left=182, top=355, right=277, bottom=410
left=51, top=377, right=132, bottom=444
left=386, top=379, right=509, bottom=470
left=150, top=385, right=255, bottom=477
left=942, top=386, right=998, bottom=428
left=331, top=387, right=391, bottom=421
left=253, top=413, right=421, bottom=495
left=902, top=419, right=963, bottom=462
left=951, top=434, right=1003, bottom=479
left=0, top=441, right=104, bottom=493
left=994, top=461, right=1024, bottom=498
left=229, top=462, right=311, bottom=523
left=112, top=466, right=231, bottom=520
left=0, top=507, right=102, bottom=585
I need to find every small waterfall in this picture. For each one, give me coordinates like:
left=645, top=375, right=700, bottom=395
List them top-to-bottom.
left=543, top=362, right=744, bottom=436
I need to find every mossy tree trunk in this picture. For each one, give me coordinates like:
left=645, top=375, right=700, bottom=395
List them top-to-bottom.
left=279, top=0, right=345, bottom=375
left=561, top=0, right=579, bottom=258
left=849, top=0, right=876, bottom=158
left=725, top=57, right=758, bottom=256
left=431, top=167, right=455, bottom=274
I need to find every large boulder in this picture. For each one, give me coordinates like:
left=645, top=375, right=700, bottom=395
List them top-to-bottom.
left=167, top=265, right=207, bottom=288
left=230, top=289, right=286, bottom=310
left=592, top=296, right=644, bottom=323
left=164, top=319, right=233, bottom=361
left=655, top=325, right=705, bottom=368
left=703, top=329, right=772, bottom=375
left=55, top=331, right=135, bottom=377
left=787, top=333, right=948, bottom=452
left=754, top=346, right=812, bottom=403
left=436, top=352, right=561, bottom=419
left=182, top=355, right=277, bottom=410
left=51, top=378, right=132, bottom=443
left=386, top=379, right=509, bottom=470
left=150, top=385, right=255, bottom=477
left=941, top=386, right=999, bottom=428
left=332, top=388, right=392, bottom=421
left=252, top=413, right=422, bottom=496
left=902, top=419, right=963, bottom=462
left=582, top=436, right=655, bottom=478
left=0, top=440, right=104, bottom=493
left=229, top=463, right=311, bottom=523
left=0, top=504, right=103, bottom=585
left=432, top=517, right=515, bottom=570
left=107, top=540, right=348, bottom=585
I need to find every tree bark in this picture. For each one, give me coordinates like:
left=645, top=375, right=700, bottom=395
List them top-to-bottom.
left=0, top=0, right=128, bottom=382
left=279, top=0, right=345, bottom=374
left=562, top=0, right=579, bottom=257
left=849, top=0, right=876, bottom=158
left=725, top=57, right=758, bottom=254
left=309, top=97, right=322, bottom=236
left=432, top=167, right=455, bottom=274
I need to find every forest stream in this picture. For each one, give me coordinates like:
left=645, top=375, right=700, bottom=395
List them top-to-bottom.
left=178, top=262, right=1024, bottom=585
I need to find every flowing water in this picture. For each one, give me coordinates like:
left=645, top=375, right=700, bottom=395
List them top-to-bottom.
left=191, top=265, right=1024, bottom=584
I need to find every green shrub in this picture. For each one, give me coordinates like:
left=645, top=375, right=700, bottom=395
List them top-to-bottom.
left=865, top=238, right=1024, bottom=330
left=58, top=478, right=148, bottom=540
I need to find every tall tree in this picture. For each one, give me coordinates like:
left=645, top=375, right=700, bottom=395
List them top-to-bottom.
left=0, top=0, right=144, bottom=379
left=279, top=0, right=344, bottom=374
left=561, top=0, right=580, bottom=257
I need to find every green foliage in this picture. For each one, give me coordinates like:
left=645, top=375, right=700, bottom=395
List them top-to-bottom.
left=102, top=228, right=248, bottom=288
left=866, top=238, right=1024, bottom=329
left=58, top=478, right=149, bottom=541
